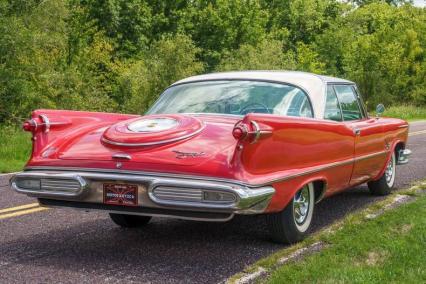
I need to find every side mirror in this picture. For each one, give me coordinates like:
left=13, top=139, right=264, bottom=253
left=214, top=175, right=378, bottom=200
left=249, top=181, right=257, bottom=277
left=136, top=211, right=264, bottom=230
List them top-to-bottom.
left=376, top=104, right=385, bottom=118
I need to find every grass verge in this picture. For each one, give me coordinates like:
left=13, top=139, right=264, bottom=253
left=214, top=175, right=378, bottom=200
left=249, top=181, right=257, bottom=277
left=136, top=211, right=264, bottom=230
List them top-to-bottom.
left=385, top=105, right=426, bottom=121
left=0, top=126, right=31, bottom=173
left=229, top=181, right=426, bottom=284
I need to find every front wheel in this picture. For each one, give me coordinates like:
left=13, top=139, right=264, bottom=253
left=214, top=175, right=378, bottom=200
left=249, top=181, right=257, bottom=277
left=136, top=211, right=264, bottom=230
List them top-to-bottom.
left=368, top=152, right=396, bottom=196
left=266, top=183, right=315, bottom=244
left=109, top=213, right=152, bottom=228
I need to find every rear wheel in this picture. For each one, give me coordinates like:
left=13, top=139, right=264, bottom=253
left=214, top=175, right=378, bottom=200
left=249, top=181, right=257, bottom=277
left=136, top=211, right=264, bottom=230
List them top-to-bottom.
left=368, top=152, right=396, bottom=196
left=266, top=183, right=315, bottom=244
left=109, top=213, right=152, bottom=228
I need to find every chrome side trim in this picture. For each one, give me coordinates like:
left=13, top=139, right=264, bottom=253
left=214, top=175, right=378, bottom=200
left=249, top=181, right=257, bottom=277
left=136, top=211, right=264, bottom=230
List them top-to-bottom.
left=101, top=123, right=206, bottom=147
left=398, top=124, right=409, bottom=129
left=397, top=149, right=411, bottom=165
left=24, top=150, right=388, bottom=188
left=257, top=150, right=388, bottom=186
left=353, top=150, right=388, bottom=162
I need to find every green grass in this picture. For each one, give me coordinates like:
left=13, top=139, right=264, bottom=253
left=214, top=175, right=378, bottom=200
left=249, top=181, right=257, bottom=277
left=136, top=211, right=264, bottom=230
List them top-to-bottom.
left=384, top=105, right=426, bottom=121
left=0, top=126, right=31, bottom=173
left=266, top=192, right=426, bottom=283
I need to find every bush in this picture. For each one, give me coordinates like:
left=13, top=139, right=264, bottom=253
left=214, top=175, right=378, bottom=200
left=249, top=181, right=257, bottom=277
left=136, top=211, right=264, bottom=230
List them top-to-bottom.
left=0, top=0, right=425, bottom=125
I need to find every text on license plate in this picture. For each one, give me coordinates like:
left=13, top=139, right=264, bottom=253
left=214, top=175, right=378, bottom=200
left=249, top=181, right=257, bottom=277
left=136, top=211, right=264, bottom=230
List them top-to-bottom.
left=103, top=183, right=138, bottom=206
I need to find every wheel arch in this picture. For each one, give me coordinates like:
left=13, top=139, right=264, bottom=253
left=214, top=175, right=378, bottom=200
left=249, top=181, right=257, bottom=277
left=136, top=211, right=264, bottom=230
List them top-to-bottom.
left=372, top=139, right=405, bottom=181
left=394, top=141, right=405, bottom=161
left=267, top=175, right=328, bottom=213
left=312, top=179, right=327, bottom=204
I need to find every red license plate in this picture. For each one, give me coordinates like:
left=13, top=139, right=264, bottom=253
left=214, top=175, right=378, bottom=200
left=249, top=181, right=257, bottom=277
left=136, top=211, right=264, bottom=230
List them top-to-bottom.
left=103, top=183, right=138, bottom=206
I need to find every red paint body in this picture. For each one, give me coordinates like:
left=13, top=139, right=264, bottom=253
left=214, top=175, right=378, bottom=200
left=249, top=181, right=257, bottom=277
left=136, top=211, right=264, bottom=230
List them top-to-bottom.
left=24, top=109, right=409, bottom=213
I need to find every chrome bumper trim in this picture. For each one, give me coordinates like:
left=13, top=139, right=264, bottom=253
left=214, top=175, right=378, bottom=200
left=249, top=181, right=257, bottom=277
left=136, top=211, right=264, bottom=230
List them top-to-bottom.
left=397, top=149, right=411, bottom=165
left=11, top=170, right=275, bottom=215
left=11, top=172, right=87, bottom=197
left=38, top=199, right=235, bottom=222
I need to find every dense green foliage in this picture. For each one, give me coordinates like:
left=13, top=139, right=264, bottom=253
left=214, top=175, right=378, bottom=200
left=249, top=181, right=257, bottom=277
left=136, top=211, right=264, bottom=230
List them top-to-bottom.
left=0, top=0, right=425, bottom=124
left=0, top=126, right=30, bottom=172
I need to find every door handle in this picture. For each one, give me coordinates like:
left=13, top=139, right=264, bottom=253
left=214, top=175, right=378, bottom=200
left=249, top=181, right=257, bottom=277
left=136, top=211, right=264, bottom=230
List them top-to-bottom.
left=353, top=129, right=361, bottom=136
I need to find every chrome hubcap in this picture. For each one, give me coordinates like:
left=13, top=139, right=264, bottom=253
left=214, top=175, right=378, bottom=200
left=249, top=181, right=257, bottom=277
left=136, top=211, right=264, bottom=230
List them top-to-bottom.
left=385, top=154, right=394, bottom=185
left=293, top=186, right=310, bottom=225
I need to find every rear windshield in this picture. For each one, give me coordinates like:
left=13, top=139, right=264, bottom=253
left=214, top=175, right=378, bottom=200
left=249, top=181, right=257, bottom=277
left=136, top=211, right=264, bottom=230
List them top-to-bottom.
left=148, top=80, right=313, bottom=118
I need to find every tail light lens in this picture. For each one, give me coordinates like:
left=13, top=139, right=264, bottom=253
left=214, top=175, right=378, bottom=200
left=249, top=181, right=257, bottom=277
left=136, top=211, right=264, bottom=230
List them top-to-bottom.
left=22, top=119, right=38, bottom=132
left=232, top=122, right=248, bottom=140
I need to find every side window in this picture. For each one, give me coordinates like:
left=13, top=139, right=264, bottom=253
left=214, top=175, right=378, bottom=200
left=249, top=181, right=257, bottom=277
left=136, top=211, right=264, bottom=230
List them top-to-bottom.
left=333, top=85, right=363, bottom=121
left=324, top=86, right=343, bottom=121
left=352, top=86, right=368, bottom=118
left=285, top=91, right=314, bottom=118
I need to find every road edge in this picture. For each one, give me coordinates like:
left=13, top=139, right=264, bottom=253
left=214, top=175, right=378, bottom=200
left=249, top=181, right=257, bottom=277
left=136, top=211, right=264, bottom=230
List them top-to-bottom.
left=0, top=173, right=15, bottom=187
left=227, top=180, right=426, bottom=284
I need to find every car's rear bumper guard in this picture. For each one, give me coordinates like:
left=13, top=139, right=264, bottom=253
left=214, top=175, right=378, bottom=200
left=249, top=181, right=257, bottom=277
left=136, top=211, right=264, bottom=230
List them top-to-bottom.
left=10, top=170, right=275, bottom=215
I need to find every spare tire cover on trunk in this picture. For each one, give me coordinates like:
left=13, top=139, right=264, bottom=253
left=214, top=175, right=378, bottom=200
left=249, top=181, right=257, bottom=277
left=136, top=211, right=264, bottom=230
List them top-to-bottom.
left=101, top=114, right=204, bottom=147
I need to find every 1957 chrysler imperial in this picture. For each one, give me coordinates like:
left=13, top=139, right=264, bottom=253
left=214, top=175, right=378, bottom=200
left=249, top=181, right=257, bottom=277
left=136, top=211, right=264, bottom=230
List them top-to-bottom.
left=11, top=71, right=411, bottom=243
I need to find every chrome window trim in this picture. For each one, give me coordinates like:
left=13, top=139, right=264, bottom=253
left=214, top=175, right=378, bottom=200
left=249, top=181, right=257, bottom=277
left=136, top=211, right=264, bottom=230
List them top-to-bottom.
left=147, top=79, right=316, bottom=119
left=324, top=84, right=343, bottom=122
left=331, top=84, right=365, bottom=121
left=352, top=85, right=368, bottom=119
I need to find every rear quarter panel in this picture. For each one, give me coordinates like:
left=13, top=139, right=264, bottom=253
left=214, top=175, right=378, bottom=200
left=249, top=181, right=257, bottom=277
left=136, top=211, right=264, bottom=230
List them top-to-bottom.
left=26, top=109, right=137, bottom=163
left=236, top=114, right=356, bottom=212
left=373, top=117, right=409, bottom=180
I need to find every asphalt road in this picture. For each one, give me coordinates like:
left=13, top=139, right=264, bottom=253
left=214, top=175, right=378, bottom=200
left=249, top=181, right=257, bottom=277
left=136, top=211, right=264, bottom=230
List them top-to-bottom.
left=1, top=121, right=425, bottom=284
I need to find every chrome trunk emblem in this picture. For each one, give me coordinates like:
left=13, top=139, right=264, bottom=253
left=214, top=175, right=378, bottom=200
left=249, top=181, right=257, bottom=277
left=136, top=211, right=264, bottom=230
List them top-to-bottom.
left=172, top=150, right=205, bottom=159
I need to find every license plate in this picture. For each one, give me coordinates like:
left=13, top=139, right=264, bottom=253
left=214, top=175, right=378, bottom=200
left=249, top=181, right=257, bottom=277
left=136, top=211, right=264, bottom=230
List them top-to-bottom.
left=103, top=183, right=138, bottom=206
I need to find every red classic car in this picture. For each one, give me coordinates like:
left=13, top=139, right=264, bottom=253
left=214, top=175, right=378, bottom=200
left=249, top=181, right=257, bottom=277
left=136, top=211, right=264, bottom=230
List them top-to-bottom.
left=11, top=71, right=411, bottom=243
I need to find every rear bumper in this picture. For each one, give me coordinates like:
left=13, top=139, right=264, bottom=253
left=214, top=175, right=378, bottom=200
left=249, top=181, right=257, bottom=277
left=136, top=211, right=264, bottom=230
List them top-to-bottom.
left=10, top=169, right=275, bottom=221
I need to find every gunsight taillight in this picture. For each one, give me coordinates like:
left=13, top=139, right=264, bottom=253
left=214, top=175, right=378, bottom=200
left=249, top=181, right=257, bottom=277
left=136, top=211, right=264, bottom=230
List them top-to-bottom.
left=22, top=114, right=54, bottom=133
left=22, top=119, right=38, bottom=132
left=232, top=119, right=272, bottom=143
left=232, top=122, right=248, bottom=140
left=232, top=126, right=247, bottom=140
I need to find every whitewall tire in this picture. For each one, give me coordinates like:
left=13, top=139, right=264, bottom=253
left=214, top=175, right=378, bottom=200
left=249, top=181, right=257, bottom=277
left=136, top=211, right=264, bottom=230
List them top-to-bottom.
left=368, top=152, right=396, bottom=196
left=267, top=183, right=315, bottom=244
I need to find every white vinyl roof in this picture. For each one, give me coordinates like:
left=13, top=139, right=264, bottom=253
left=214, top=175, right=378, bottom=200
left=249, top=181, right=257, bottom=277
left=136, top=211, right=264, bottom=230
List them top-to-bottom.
left=171, top=71, right=355, bottom=119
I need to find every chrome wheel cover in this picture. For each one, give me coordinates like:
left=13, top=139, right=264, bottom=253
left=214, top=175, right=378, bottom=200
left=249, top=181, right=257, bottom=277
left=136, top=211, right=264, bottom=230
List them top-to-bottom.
left=385, top=153, right=396, bottom=187
left=293, top=185, right=310, bottom=225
